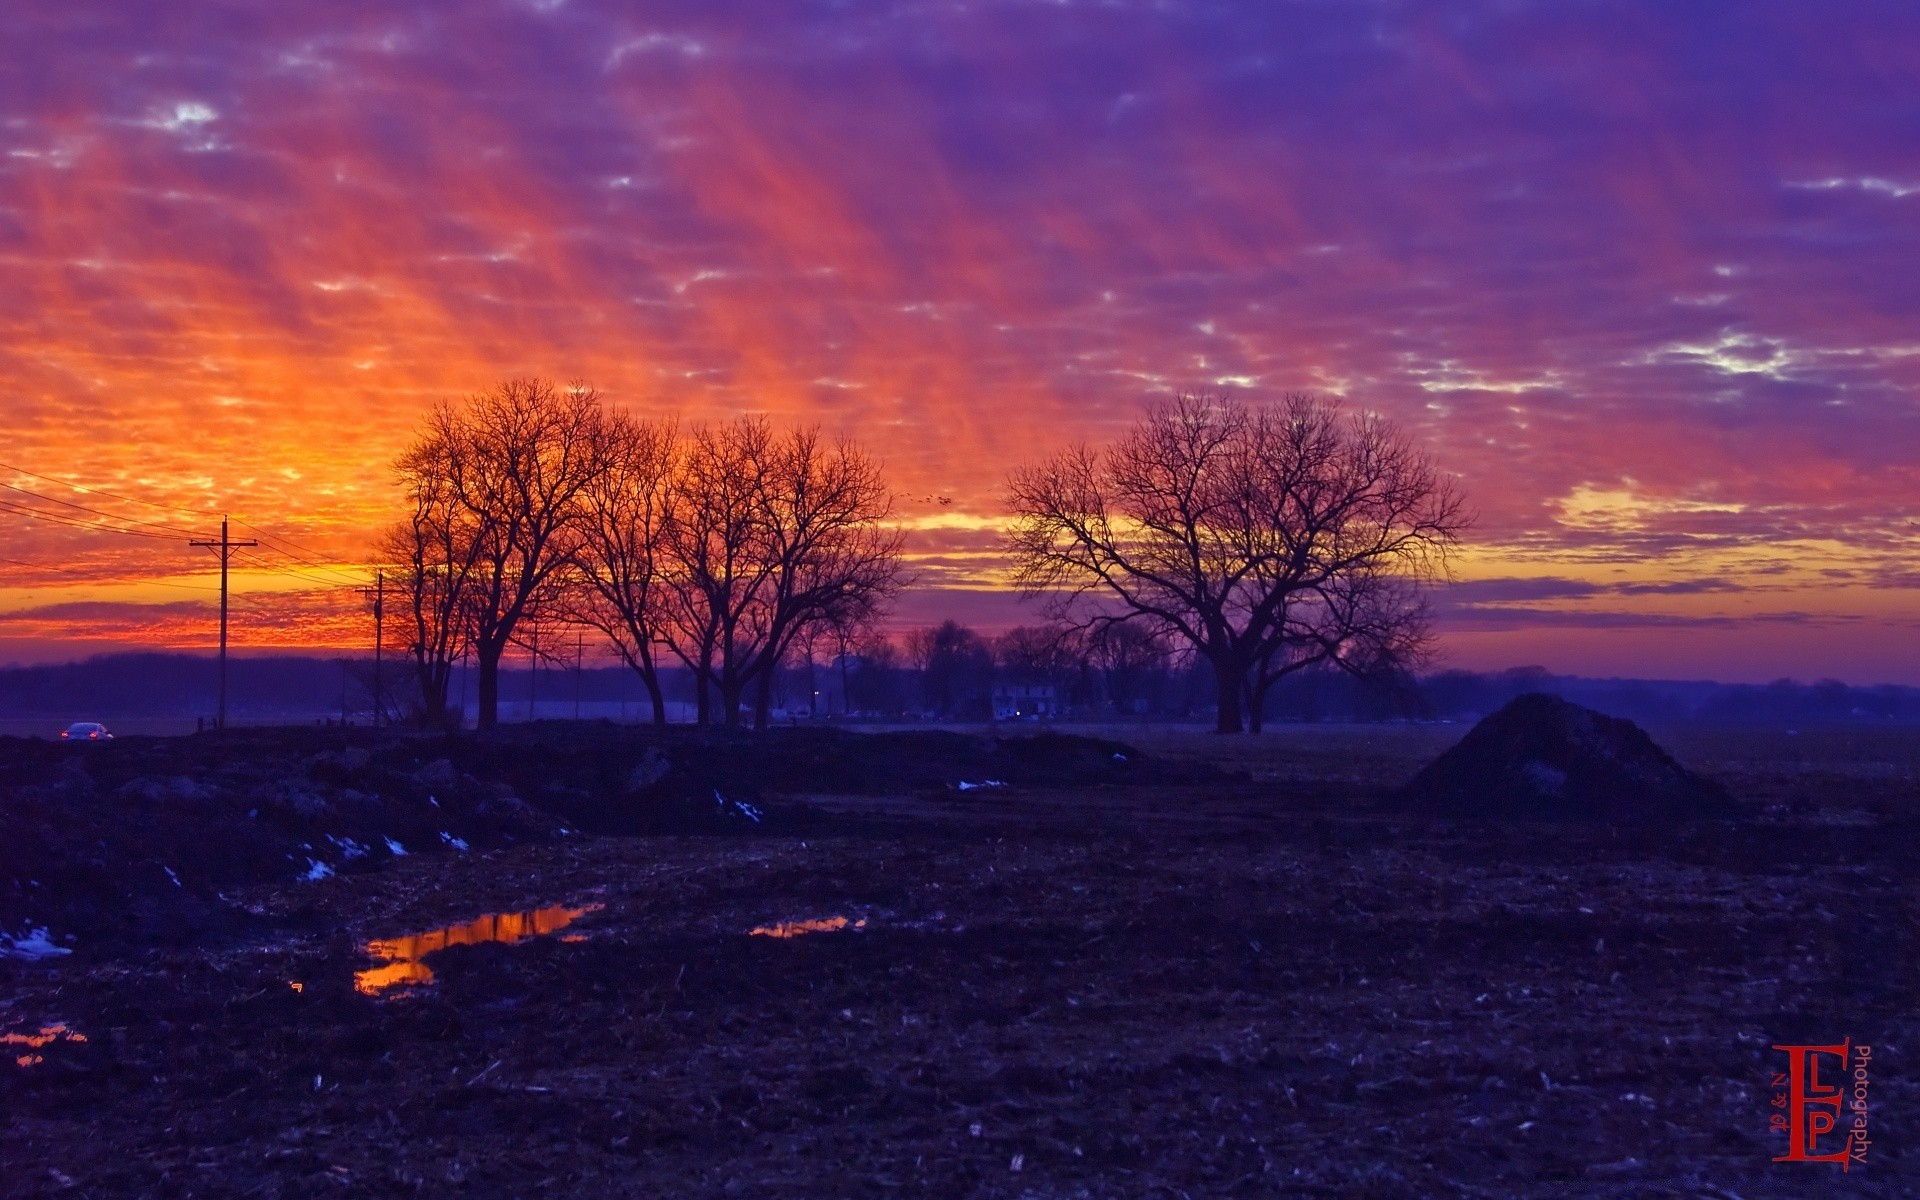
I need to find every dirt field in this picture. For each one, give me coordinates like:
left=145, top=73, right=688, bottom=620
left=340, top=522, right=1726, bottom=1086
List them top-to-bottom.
left=3, top=722, right=1916, bottom=1197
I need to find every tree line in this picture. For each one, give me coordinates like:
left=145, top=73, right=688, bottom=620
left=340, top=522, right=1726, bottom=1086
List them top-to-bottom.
left=383, top=380, right=903, bottom=729
left=383, top=382, right=1465, bottom=734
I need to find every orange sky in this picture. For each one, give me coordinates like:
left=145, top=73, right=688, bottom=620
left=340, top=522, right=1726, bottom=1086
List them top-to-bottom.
left=1, top=2, right=1916, bottom=681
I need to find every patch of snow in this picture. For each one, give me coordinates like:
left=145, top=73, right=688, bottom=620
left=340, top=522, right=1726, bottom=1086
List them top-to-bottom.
left=1111, top=753, right=1128, bottom=762
left=956, top=780, right=1007, bottom=791
left=714, top=791, right=763, bottom=823
left=428, top=795, right=440, bottom=807
left=439, top=832, right=469, bottom=851
left=328, top=836, right=369, bottom=861
left=383, top=837, right=407, bottom=857
left=302, top=859, right=334, bottom=881
left=163, top=866, right=182, bottom=889
left=2, top=927, right=72, bottom=961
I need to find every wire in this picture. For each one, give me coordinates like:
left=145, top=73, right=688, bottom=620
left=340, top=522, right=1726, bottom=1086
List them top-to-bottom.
left=0, top=460, right=222, bottom=519
left=0, top=461, right=369, bottom=584
left=0, top=465, right=362, bottom=576
left=0, top=479, right=203, bottom=538
left=0, top=497, right=198, bottom=541
left=232, top=521, right=348, bottom=567
left=235, top=528, right=370, bottom=586
left=231, top=548, right=365, bottom=592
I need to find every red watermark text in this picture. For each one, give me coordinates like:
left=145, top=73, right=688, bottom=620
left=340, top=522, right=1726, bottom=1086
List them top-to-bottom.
left=1771, top=1040, right=1870, bottom=1169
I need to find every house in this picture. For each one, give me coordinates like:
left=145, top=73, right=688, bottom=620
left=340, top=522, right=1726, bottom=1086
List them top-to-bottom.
left=992, top=683, right=1057, bottom=720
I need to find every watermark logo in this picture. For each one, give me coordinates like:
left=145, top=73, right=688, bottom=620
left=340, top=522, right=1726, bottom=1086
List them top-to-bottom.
left=1770, top=1040, right=1870, bottom=1169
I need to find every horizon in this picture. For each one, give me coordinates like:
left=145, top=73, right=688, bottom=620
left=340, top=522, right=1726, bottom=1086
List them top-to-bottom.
left=2, top=4, right=1917, bottom=683
left=4, top=645, right=1920, bottom=697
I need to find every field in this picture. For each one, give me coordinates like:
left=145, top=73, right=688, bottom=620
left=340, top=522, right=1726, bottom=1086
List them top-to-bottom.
left=2, top=721, right=1916, bottom=1197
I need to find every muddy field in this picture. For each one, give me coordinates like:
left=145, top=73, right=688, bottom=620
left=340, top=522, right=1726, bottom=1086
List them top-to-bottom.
left=3, top=721, right=1917, bottom=1197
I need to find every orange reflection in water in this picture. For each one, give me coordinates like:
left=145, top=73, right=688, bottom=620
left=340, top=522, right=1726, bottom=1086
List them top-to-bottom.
left=354, top=904, right=604, bottom=996
left=750, top=916, right=867, bottom=939
left=4, top=1024, right=87, bottom=1068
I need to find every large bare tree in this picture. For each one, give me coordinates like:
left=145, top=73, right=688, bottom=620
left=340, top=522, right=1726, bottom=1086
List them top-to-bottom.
left=394, top=379, right=607, bottom=728
left=1006, top=392, right=1467, bottom=733
left=572, top=411, right=680, bottom=725
left=656, top=417, right=905, bottom=728
left=657, top=417, right=769, bottom=727
left=381, top=425, right=490, bottom=727
left=742, top=425, right=905, bottom=728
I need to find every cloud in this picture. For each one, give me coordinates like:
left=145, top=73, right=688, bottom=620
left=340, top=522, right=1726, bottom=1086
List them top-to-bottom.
left=0, top=0, right=1915, bottom=673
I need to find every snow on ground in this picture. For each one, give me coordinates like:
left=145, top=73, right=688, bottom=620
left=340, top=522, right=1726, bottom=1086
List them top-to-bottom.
left=2, top=927, right=72, bottom=960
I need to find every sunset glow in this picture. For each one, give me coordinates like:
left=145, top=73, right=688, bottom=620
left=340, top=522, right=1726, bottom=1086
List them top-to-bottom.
left=3, top=3, right=1916, bottom=680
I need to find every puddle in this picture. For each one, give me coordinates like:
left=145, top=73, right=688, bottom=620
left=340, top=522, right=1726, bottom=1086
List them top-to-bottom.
left=355, top=904, right=604, bottom=996
left=750, top=916, right=867, bottom=939
left=4, top=1023, right=87, bottom=1068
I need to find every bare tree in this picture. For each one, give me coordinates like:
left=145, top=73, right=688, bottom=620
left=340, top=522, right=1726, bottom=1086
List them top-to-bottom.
left=394, top=379, right=607, bottom=729
left=1006, top=392, right=1467, bottom=733
left=573, top=411, right=679, bottom=725
left=657, top=417, right=769, bottom=727
left=659, top=418, right=905, bottom=729
left=744, top=426, right=906, bottom=728
left=381, top=432, right=485, bottom=727
left=907, top=619, right=993, bottom=719
left=1086, top=620, right=1171, bottom=717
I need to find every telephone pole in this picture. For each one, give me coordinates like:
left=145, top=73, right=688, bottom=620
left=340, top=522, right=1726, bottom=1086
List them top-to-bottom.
left=190, top=517, right=256, bottom=731
left=360, top=569, right=385, bottom=728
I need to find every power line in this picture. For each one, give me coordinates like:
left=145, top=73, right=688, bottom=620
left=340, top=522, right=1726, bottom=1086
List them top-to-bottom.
left=0, top=460, right=222, bottom=519
left=0, top=461, right=371, bottom=585
left=0, top=478, right=201, bottom=538
left=0, top=497, right=198, bottom=541
left=232, top=521, right=357, bottom=570
left=236, top=532, right=370, bottom=586
left=232, top=548, right=364, bottom=591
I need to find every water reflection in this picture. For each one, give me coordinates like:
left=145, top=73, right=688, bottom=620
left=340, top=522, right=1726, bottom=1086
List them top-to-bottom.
left=355, top=904, right=604, bottom=996
left=750, top=916, right=867, bottom=938
left=4, top=1023, right=86, bottom=1067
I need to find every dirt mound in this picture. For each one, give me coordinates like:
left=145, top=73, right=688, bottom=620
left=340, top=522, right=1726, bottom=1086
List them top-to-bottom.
left=1393, top=693, right=1738, bottom=821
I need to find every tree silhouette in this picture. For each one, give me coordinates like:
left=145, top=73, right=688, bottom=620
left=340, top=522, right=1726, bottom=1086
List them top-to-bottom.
left=393, top=379, right=607, bottom=728
left=1006, top=392, right=1467, bottom=732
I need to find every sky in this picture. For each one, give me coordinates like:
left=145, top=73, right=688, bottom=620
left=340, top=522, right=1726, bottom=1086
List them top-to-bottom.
left=0, top=0, right=1916, bottom=682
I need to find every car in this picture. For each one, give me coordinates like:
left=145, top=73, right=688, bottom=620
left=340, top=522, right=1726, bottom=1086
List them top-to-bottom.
left=59, top=722, right=113, bottom=742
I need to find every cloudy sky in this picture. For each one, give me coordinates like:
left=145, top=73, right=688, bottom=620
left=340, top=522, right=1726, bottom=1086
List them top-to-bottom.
left=1, top=0, right=1916, bottom=680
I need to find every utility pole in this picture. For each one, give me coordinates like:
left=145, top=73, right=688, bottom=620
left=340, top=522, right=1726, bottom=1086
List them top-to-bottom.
left=190, top=517, right=256, bottom=731
left=360, top=569, right=385, bottom=728
left=575, top=629, right=584, bottom=720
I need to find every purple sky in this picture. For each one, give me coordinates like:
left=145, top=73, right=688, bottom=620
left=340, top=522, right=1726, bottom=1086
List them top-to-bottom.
left=0, top=1, right=1916, bottom=680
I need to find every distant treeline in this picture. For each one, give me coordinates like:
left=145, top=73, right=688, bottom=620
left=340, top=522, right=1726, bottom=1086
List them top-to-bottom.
left=2, top=651, right=1916, bottom=727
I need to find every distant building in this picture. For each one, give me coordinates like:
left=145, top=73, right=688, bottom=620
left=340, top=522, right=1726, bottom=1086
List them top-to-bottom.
left=993, top=683, right=1058, bottom=720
